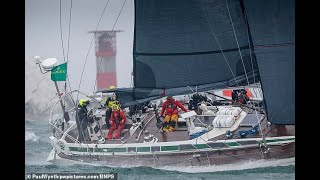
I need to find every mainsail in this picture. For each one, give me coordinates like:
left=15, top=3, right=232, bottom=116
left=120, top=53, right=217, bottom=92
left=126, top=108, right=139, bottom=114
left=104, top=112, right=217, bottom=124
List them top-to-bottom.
left=114, top=0, right=294, bottom=125
left=133, top=0, right=259, bottom=95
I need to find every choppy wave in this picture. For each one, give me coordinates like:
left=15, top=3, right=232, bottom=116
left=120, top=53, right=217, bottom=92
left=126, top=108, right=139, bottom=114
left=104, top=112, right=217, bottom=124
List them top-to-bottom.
left=25, top=131, right=39, bottom=142
left=40, top=157, right=294, bottom=173
left=159, top=157, right=295, bottom=173
left=25, top=164, right=295, bottom=180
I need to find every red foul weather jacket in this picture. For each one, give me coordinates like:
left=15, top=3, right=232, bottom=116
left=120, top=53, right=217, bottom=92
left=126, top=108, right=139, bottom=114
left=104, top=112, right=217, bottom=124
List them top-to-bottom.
left=160, top=99, right=187, bottom=117
left=110, top=110, right=126, bottom=125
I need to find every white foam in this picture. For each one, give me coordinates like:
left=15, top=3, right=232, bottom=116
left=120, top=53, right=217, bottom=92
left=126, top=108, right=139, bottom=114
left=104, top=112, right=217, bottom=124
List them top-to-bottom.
left=25, top=131, right=39, bottom=142
left=59, top=157, right=294, bottom=172
left=158, top=157, right=295, bottom=173
left=25, top=158, right=51, bottom=166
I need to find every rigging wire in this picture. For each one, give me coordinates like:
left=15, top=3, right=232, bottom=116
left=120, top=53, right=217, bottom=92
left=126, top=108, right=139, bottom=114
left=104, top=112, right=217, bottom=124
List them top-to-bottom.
left=53, top=0, right=126, bottom=155
left=59, top=0, right=76, bottom=108
left=59, top=0, right=66, bottom=61
left=64, top=0, right=74, bottom=95
left=65, top=0, right=76, bottom=106
left=66, top=0, right=73, bottom=62
left=76, top=0, right=111, bottom=103
left=92, top=0, right=128, bottom=94
left=111, top=0, right=128, bottom=32
left=200, top=0, right=240, bottom=87
left=200, top=0, right=252, bottom=114
left=201, top=0, right=262, bottom=113
left=203, top=0, right=264, bottom=117
left=225, top=0, right=267, bottom=152
left=225, top=0, right=249, bottom=86
left=225, top=0, right=252, bottom=106
left=225, top=0, right=257, bottom=105
left=225, top=0, right=260, bottom=114
left=226, top=0, right=263, bottom=107
left=240, top=0, right=263, bottom=102
left=57, top=1, right=93, bottom=157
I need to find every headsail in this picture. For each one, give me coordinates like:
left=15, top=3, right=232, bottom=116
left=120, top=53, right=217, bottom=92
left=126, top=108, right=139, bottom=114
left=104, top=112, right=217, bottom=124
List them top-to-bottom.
left=243, top=0, right=295, bottom=124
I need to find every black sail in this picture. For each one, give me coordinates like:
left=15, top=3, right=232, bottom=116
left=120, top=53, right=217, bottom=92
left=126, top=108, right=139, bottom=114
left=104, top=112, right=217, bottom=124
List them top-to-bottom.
left=115, top=0, right=295, bottom=125
left=133, top=0, right=259, bottom=99
left=242, top=0, right=295, bottom=124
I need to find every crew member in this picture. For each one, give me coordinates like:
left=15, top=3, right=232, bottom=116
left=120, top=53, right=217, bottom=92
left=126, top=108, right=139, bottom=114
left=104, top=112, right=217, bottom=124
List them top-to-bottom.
left=104, top=85, right=119, bottom=128
left=188, top=93, right=209, bottom=113
left=160, top=96, right=188, bottom=132
left=76, top=99, right=90, bottom=142
left=106, top=104, right=126, bottom=139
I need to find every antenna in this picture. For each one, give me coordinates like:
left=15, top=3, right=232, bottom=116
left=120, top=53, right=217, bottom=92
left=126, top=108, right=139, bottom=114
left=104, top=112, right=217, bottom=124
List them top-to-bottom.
left=34, top=56, right=59, bottom=74
left=34, top=56, right=41, bottom=64
left=41, top=58, right=58, bottom=71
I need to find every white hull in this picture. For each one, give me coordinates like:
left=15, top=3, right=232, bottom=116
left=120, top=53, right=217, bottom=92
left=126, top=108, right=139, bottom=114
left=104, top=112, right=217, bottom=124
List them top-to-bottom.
left=47, top=136, right=295, bottom=167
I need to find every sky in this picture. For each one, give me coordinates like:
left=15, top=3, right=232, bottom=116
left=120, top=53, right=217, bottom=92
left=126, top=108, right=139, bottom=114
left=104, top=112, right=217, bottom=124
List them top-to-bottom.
left=25, top=0, right=134, bottom=94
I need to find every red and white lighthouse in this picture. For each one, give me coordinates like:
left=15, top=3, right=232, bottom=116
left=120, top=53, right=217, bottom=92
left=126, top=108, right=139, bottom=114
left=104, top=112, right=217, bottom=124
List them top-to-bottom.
left=90, top=30, right=122, bottom=91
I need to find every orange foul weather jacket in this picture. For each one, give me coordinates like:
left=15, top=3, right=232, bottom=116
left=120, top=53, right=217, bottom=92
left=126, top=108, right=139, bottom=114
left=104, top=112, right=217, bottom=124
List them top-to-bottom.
left=160, top=99, right=187, bottom=117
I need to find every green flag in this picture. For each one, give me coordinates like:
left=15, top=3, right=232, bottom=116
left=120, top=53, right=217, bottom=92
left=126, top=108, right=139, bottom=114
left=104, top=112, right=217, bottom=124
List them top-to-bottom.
left=51, top=63, right=67, bottom=81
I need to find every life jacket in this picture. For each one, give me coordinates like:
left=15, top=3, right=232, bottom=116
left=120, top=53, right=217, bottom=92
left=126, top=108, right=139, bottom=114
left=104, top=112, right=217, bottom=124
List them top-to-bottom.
left=105, top=95, right=119, bottom=109
left=107, top=100, right=119, bottom=109
left=164, top=100, right=178, bottom=116
left=166, top=100, right=177, bottom=109
left=111, top=110, right=125, bottom=125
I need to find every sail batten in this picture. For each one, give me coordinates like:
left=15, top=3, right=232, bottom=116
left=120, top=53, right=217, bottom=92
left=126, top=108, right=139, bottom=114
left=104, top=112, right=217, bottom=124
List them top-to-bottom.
left=134, top=45, right=250, bottom=56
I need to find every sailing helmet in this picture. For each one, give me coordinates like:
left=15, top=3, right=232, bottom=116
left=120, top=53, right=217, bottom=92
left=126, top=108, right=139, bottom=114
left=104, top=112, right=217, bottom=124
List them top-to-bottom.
left=109, top=85, right=116, bottom=91
left=192, top=93, right=198, bottom=98
left=79, top=99, right=88, bottom=106
left=112, top=104, right=119, bottom=111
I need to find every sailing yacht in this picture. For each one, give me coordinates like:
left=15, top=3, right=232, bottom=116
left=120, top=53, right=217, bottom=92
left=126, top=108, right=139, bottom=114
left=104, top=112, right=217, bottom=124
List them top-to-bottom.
left=38, top=0, right=295, bottom=166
